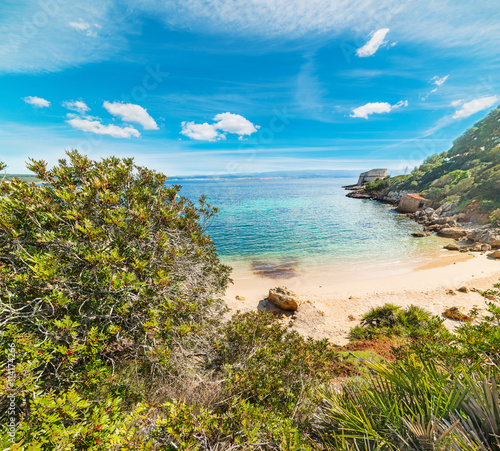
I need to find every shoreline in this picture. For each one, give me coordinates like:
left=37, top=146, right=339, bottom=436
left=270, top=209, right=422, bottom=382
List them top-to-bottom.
left=222, top=182, right=500, bottom=346
left=224, top=252, right=500, bottom=346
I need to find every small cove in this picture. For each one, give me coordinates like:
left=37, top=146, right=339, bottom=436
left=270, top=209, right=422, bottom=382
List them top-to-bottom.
left=177, top=177, right=450, bottom=278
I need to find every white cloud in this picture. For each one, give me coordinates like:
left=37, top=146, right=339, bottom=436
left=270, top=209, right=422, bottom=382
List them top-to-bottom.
left=135, top=0, right=500, bottom=54
left=68, top=19, right=101, bottom=37
left=356, top=28, right=391, bottom=57
left=432, top=75, right=449, bottom=86
left=426, top=95, right=499, bottom=135
left=452, top=95, right=499, bottom=119
left=23, top=96, right=50, bottom=108
left=62, top=100, right=90, bottom=114
left=62, top=100, right=158, bottom=139
left=351, top=100, right=408, bottom=119
left=103, top=101, right=158, bottom=130
left=181, top=112, right=260, bottom=141
left=213, top=112, right=260, bottom=136
left=67, top=117, right=140, bottom=138
left=180, top=122, right=222, bottom=141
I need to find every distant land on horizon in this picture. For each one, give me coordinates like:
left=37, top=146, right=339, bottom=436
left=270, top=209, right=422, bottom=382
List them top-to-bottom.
left=4, top=168, right=407, bottom=182
left=169, top=168, right=406, bottom=180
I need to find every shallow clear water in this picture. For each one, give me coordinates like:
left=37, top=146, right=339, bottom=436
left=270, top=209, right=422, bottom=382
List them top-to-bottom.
left=176, top=177, right=446, bottom=277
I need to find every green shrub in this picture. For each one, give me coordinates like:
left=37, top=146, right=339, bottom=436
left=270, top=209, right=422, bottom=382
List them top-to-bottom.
left=0, top=151, right=230, bottom=446
left=442, top=169, right=471, bottom=186
left=364, top=178, right=389, bottom=192
left=490, top=208, right=500, bottom=226
left=348, top=304, right=439, bottom=341
left=215, top=311, right=353, bottom=418
left=2, top=389, right=124, bottom=450
left=150, top=399, right=313, bottom=450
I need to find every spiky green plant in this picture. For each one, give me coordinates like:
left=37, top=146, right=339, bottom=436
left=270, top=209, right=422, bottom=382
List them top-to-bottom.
left=349, top=304, right=443, bottom=341
left=314, top=360, right=500, bottom=450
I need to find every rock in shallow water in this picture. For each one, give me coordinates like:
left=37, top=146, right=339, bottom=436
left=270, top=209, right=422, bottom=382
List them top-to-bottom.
left=411, top=231, right=429, bottom=237
left=268, top=286, right=301, bottom=311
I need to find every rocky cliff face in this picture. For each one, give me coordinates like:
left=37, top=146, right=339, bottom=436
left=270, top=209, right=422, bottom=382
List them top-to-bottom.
left=356, top=168, right=388, bottom=185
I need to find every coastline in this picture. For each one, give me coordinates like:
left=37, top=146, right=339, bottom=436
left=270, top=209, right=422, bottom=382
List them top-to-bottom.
left=221, top=179, right=500, bottom=346
left=224, top=251, right=500, bottom=346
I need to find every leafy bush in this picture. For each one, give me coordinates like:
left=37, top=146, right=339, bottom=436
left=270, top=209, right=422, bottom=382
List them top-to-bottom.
left=0, top=151, right=231, bottom=445
left=441, top=169, right=471, bottom=186
left=364, top=178, right=390, bottom=192
left=490, top=208, right=500, bottom=226
left=215, top=311, right=353, bottom=418
left=2, top=389, right=124, bottom=450
left=150, top=399, right=313, bottom=450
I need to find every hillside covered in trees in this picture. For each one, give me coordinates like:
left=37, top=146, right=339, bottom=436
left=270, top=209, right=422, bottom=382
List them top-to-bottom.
left=366, top=106, right=500, bottom=223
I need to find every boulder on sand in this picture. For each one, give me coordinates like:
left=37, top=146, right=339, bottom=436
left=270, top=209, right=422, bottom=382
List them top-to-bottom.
left=437, top=227, right=467, bottom=238
left=467, top=229, right=500, bottom=248
left=444, top=243, right=460, bottom=251
left=469, top=243, right=491, bottom=252
left=488, top=250, right=500, bottom=259
left=268, top=286, right=301, bottom=311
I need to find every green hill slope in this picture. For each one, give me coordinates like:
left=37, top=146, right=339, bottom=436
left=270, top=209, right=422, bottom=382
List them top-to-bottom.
left=367, top=105, right=500, bottom=222
left=3, top=173, right=41, bottom=183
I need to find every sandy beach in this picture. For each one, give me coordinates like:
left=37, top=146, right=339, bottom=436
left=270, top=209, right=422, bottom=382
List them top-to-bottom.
left=224, top=251, right=500, bottom=346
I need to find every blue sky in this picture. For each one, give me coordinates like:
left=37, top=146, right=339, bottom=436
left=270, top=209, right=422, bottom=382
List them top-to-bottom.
left=1, top=0, right=500, bottom=176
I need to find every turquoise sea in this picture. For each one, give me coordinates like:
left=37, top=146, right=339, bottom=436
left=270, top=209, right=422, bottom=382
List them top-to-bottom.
left=176, top=177, right=447, bottom=278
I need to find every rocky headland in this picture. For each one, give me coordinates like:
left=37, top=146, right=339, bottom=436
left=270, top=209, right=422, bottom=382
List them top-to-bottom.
left=345, top=184, right=500, bottom=258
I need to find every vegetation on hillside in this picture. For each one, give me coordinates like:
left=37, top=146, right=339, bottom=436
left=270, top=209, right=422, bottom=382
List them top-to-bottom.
left=365, top=106, right=500, bottom=221
left=1, top=152, right=500, bottom=450
left=2, top=174, right=42, bottom=183
left=316, top=291, right=500, bottom=450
